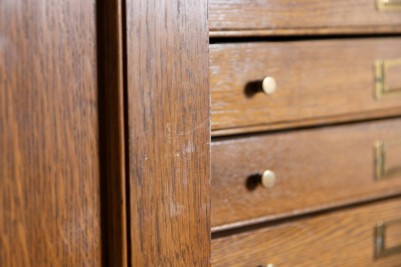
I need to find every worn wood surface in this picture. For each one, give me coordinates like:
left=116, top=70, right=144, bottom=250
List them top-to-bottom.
left=0, top=0, right=102, bottom=265
left=97, top=0, right=127, bottom=265
left=125, top=0, right=210, bottom=265
left=209, top=0, right=401, bottom=36
left=210, top=38, right=401, bottom=136
left=212, top=118, right=401, bottom=231
left=212, top=197, right=401, bottom=266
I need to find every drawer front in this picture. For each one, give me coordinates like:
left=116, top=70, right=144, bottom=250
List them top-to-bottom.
left=209, top=0, right=401, bottom=36
left=210, top=38, right=401, bottom=136
left=212, top=118, right=401, bottom=230
left=212, top=198, right=401, bottom=267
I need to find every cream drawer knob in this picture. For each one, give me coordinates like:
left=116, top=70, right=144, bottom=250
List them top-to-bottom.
left=262, top=76, right=277, bottom=95
left=261, top=170, right=276, bottom=188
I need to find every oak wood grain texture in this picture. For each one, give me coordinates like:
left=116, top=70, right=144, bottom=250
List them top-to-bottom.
left=0, top=0, right=102, bottom=266
left=97, top=0, right=127, bottom=265
left=125, top=0, right=210, bottom=265
left=209, top=0, right=401, bottom=36
left=210, top=38, right=401, bottom=136
left=212, top=118, right=401, bottom=231
left=212, top=197, right=401, bottom=267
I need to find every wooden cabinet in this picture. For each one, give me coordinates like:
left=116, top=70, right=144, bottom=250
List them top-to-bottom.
left=0, top=0, right=209, bottom=266
left=2, top=0, right=401, bottom=266
left=210, top=0, right=401, bottom=266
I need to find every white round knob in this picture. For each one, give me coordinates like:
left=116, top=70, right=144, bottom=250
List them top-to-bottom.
left=262, top=76, right=277, bottom=95
left=261, top=170, right=276, bottom=188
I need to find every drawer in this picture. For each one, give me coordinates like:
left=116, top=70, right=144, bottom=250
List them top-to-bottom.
left=209, top=0, right=401, bottom=36
left=210, top=38, right=401, bottom=136
left=212, top=118, right=401, bottom=230
left=212, top=198, right=401, bottom=266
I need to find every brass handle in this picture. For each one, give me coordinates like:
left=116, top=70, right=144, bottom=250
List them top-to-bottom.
left=377, top=0, right=401, bottom=10
left=375, top=58, right=401, bottom=99
left=262, top=76, right=277, bottom=95
left=374, top=140, right=401, bottom=180
left=261, top=170, right=276, bottom=188
left=375, top=219, right=401, bottom=259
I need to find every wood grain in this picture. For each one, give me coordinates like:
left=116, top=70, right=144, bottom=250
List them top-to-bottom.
left=0, top=0, right=102, bottom=266
left=97, top=0, right=127, bottom=265
left=125, top=0, right=210, bottom=265
left=209, top=0, right=401, bottom=36
left=210, top=38, right=401, bottom=136
left=212, top=118, right=401, bottom=231
left=212, top=197, right=401, bottom=266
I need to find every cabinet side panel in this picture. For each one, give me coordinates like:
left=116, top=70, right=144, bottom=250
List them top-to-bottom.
left=0, top=0, right=102, bottom=266
left=125, top=0, right=211, bottom=265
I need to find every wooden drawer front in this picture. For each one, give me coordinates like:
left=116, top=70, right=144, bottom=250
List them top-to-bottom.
left=209, top=0, right=401, bottom=36
left=210, top=38, right=401, bottom=136
left=212, top=118, right=401, bottom=230
left=212, top=198, right=401, bottom=267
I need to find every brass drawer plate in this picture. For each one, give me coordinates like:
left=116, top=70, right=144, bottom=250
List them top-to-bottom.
left=377, top=0, right=401, bottom=11
left=375, top=58, right=401, bottom=99
left=374, top=140, right=401, bottom=180
left=375, top=218, right=401, bottom=259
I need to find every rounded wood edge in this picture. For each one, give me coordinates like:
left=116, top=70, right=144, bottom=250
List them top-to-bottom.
left=209, top=26, right=401, bottom=38
left=211, top=109, right=401, bottom=137
left=211, top=191, right=401, bottom=234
